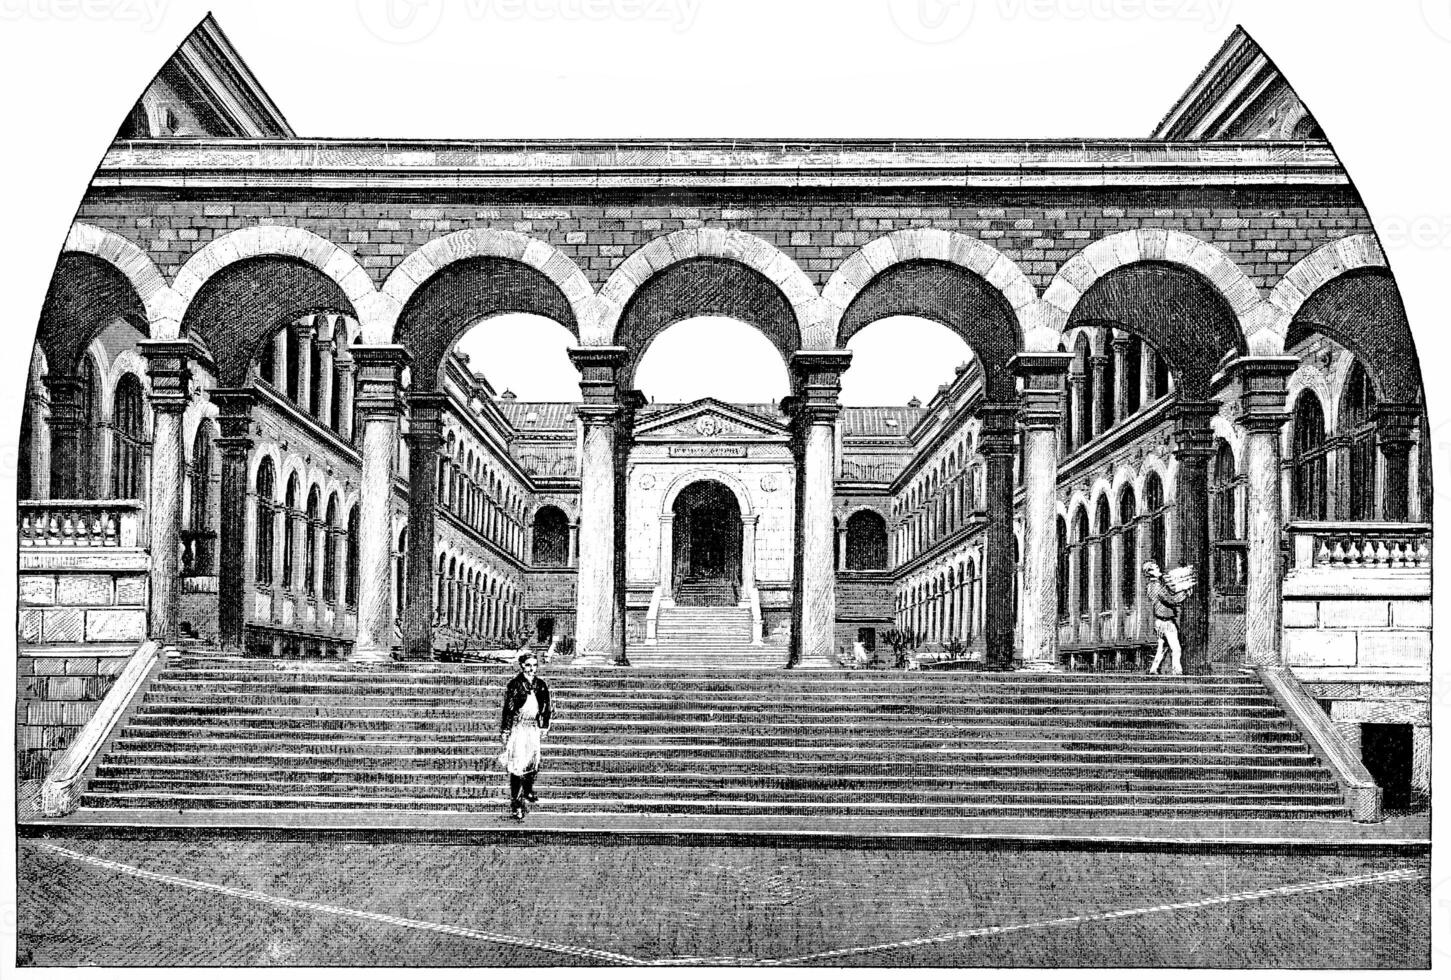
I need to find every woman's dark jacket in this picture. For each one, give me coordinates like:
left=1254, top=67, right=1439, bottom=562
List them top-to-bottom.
left=500, top=674, right=552, bottom=733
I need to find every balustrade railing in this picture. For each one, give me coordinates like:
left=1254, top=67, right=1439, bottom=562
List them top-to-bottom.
left=515, top=454, right=578, bottom=478
left=840, top=461, right=898, bottom=483
left=18, top=500, right=142, bottom=549
left=1286, top=521, right=1431, bottom=572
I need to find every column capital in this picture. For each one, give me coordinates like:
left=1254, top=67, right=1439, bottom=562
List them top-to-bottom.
left=294, top=316, right=319, bottom=340
left=1111, top=334, right=1134, bottom=353
left=139, top=338, right=198, bottom=413
left=351, top=344, right=409, bottom=420
left=569, top=345, right=628, bottom=406
left=1008, top=351, right=1073, bottom=385
left=1089, top=353, right=1111, bottom=371
left=1228, top=354, right=1297, bottom=431
left=1012, top=356, right=1071, bottom=430
left=210, top=386, right=257, bottom=442
left=405, top=390, right=449, bottom=430
left=1169, top=398, right=1219, bottom=461
left=1375, top=402, right=1423, bottom=449
left=576, top=403, right=622, bottom=426
left=740, top=514, right=759, bottom=527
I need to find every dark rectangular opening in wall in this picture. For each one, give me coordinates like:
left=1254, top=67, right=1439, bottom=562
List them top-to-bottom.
left=537, top=617, right=555, bottom=644
left=857, top=627, right=876, bottom=652
left=1361, top=723, right=1414, bottom=810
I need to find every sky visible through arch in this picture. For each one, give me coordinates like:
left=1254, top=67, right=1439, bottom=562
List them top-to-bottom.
left=452, top=315, right=976, bottom=406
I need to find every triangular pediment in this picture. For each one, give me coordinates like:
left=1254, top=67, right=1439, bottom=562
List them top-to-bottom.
left=634, top=398, right=788, bottom=440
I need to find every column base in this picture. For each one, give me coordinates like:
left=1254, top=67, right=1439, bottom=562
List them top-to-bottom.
left=348, top=646, right=394, bottom=664
left=570, top=650, right=614, bottom=668
left=791, top=654, right=838, bottom=671
left=1015, top=658, right=1060, bottom=673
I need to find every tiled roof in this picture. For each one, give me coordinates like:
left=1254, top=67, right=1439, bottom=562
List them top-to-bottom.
left=496, top=402, right=576, bottom=432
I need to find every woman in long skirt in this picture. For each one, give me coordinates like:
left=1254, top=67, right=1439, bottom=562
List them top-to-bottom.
left=500, top=652, right=552, bottom=820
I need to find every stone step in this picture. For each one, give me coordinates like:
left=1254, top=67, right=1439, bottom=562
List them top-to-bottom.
left=92, top=763, right=1336, bottom=793
left=76, top=788, right=1349, bottom=819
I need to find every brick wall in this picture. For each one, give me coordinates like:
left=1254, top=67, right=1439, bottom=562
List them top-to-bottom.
left=74, top=189, right=1373, bottom=298
left=15, top=655, right=127, bottom=780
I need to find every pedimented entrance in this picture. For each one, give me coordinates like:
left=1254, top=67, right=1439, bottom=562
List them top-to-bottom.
left=672, top=480, right=742, bottom=605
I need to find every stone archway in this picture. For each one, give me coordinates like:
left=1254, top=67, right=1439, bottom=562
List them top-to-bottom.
left=671, top=480, right=743, bottom=604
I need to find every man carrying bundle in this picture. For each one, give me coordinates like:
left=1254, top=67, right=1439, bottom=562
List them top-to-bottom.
left=1143, top=560, right=1192, bottom=676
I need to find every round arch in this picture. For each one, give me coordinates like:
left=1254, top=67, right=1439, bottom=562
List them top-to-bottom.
left=62, top=223, right=181, bottom=335
left=173, top=225, right=387, bottom=334
left=600, top=227, right=828, bottom=349
left=1037, top=229, right=1262, bottom=353
left=1262, top=234, right=1387, bottom=346
left=659, top=468, right=756, bottom=518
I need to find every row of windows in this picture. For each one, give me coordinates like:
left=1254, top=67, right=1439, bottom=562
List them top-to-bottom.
left=20, top=363, right=149, bottom=501
left=437, top=452, right=526, bottom=559
left=254, top=457, right=361, bottom=606
left=1057, top=473, right=1169, bottom=622
left=432, top=552, right=524, bottom=640
left=896, top=556, right=985, bottom=645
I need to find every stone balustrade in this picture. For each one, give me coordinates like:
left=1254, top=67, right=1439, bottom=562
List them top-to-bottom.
left=515, top=454, right=579, bottom=477
left=18, top=500, right=143, bottom=549
left=1287, top=521, right=1431, bottom=572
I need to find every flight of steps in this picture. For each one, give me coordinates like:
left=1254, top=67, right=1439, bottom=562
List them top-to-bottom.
left=671, top=579, right=737, bottom=606
left=638, top=603, right=784, bottom=668
left=77, top=655, right=1352, bottom=821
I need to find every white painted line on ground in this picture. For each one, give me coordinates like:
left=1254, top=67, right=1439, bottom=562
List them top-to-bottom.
left=34, top=841, right=1424, bottom=968
left=33, top=842, right=646, bottom=966
left=756, top=866, right=1427, bottom=966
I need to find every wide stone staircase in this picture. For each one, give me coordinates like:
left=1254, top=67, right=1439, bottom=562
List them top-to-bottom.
left=638, top=604, right=784, bottom=668
left=75, top=654, right=1352, bottom=821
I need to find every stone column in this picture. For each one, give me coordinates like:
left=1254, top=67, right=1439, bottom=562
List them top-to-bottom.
left=294, top=317, right=316, bottom=414
left=273, top=329, right=289, bottom=395
left=316, top=330, right=336, bottom=429
left=1112, top=335, right=1132, bottom=422
left=140, top=340, right=195, bottom=645
left=1140, top=344, right=1156, bottom=405
left=349, top=345, right=408, bottom=663
left=335, top=346, right=356, bottom=443
left=569, top=347, right=628, bottom=665
left=786, top=350, right=852, bottom=669
left=1012, top=354, right=1071, bottom=670
left=1090, top=354, right=1110, bottom=439
left=1237, top=356, right=1297, bottom=667
left=1069, top=371, right=1087, bottom=451
left=43, top=375, right=85, bottom=498
left=26, top=381, right=51, bottom=499
left=211, top=389, right=256, bottom=652
left=402, top=391, right=446, bottom=661
left=614, top=391, right=645, bottom=664
left=1170, top=399, right=1218, bottom=674
left=977, top=401, right=1019, bottom=668
left=1375, top=404, right=1421, bottom=522
left=741, top=514, right=758, bottom=595
left=658, top=515, right=675, bottom=601
left=568, top=519, right=579, bottom=567
left=836, top=523, right=848, bottom=572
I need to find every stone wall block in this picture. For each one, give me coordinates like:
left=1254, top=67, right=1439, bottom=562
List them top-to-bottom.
left=56, top=575, right=115, bottom=606
left=19, top=576, right=56, bottom=606
left=114, top=576, right=149, bottom=606
left=1281, top=600, right=1318, bottom=628
left=1318, top=600, right=1390, bottom=629
left=1390, top=600, right=1432, bottom=629
left=42, top=609, right=84, bottom=643
left=84, top=609, right=148, bottom=643
left=1283, top=629, right=1356, bottom=666
left=1357, top=632, right=1430, bottom=668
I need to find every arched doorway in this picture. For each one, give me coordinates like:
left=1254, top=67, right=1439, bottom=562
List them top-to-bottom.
left=671, top=480, right=743, bottom=605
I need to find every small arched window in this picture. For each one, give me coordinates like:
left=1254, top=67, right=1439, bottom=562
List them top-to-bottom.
left=1341, top=361, right=1379, bottom=521
left=111, top=373, right=148, bottom=500
left=1292, top=391, right=1328, bottom=520
left=254, top=458, right=276, bottom=586
left=1145, top=472, right=1167, bottom=568
left=282, top=475, right=299, bottom=589
left=304, top=486, right=321, bottom=597
left=1118, top=486, right=1138, bottom=609
left=323, top=494, right=339, bottom=603
left=1095, top=495, right=1113, bottom=612
left=345, top=505, right=360, bottom=607
left=531, top=506, right=569, bottom=567
left=1073, top=507, right=1090, bottom=617
left=845, top=510, right=888, bottom=570
left=1056, top=515, right=1070, bottom=623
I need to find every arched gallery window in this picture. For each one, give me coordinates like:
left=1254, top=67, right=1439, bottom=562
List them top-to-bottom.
left=1342, top=361, right=1378, bottom=521
left=111, top=373, right=147, bottom=500
left=1291, top=391, right=1328, bottom=520
left=1211, top=440, right=1246, bottom=593
left=254, top=458, right=276, bottom=586
left=1144, top=472, right=1167, bottom=568
left=282, top=475, right=298, bottom=589
left=304, top=486, right=320, bottom=597
left=1118, top=486, right=1138, bottom=608
left=322, top=494, right=339, bottom=603
left=1095, top=495, right=1112, bottom=612
left=345, top=505, right=360, bottom=607
left=531, top=506, right=569, bottom=566
left=1073, top=507, right=1090, bottom=616
left=845, top=510, right=888, bottom=570
left=1056, top=515, right=1070, bottom=623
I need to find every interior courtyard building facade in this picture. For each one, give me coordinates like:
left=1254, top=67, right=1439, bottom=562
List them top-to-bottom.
left=16, top=21, right=1431, bottom=806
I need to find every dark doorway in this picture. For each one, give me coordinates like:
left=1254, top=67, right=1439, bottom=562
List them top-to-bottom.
left=672, top=480, right=742, bottom=604
left=536, top=616, right=555, bottom=644
left=857, top=627, right=876, bottom=652
left=1361, top=723, right=1415, bottom=810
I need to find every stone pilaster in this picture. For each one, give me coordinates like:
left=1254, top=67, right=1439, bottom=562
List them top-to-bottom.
left=294, top=317, right=316, bottom=413
left=316, top=331, right=336, bottom=427
left=1112, top=335, right=1132, bottom=422
left=140, top=340, right=195, bottom=645
left=335, top=345, right=356, bottom=442
left=349, top=345, right=408, bottom=663
left=569, top=346, right=628, bottom=665
left=786, top=350, right=852, bottom=669
left=1012, top=353, right=1072, bottom=670
left=1090, top=353, right=1110, bottom=439
left=1236, top=356, right=1297, bottom=667
left=1069, top=372, right=1087, bottom=450
left=43, top=375, right=86, bottom=498
left=211, top=388, right=256, bottom=652
left=402, top=391, right=447, bottom=661
left=1170, top=399, right=1218, bottom=674
left=977, top=401, right=1019, bottom=669
left=1375, top=403, right=1422, bottom=522
left=658, top=515, right=675, bottom=601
